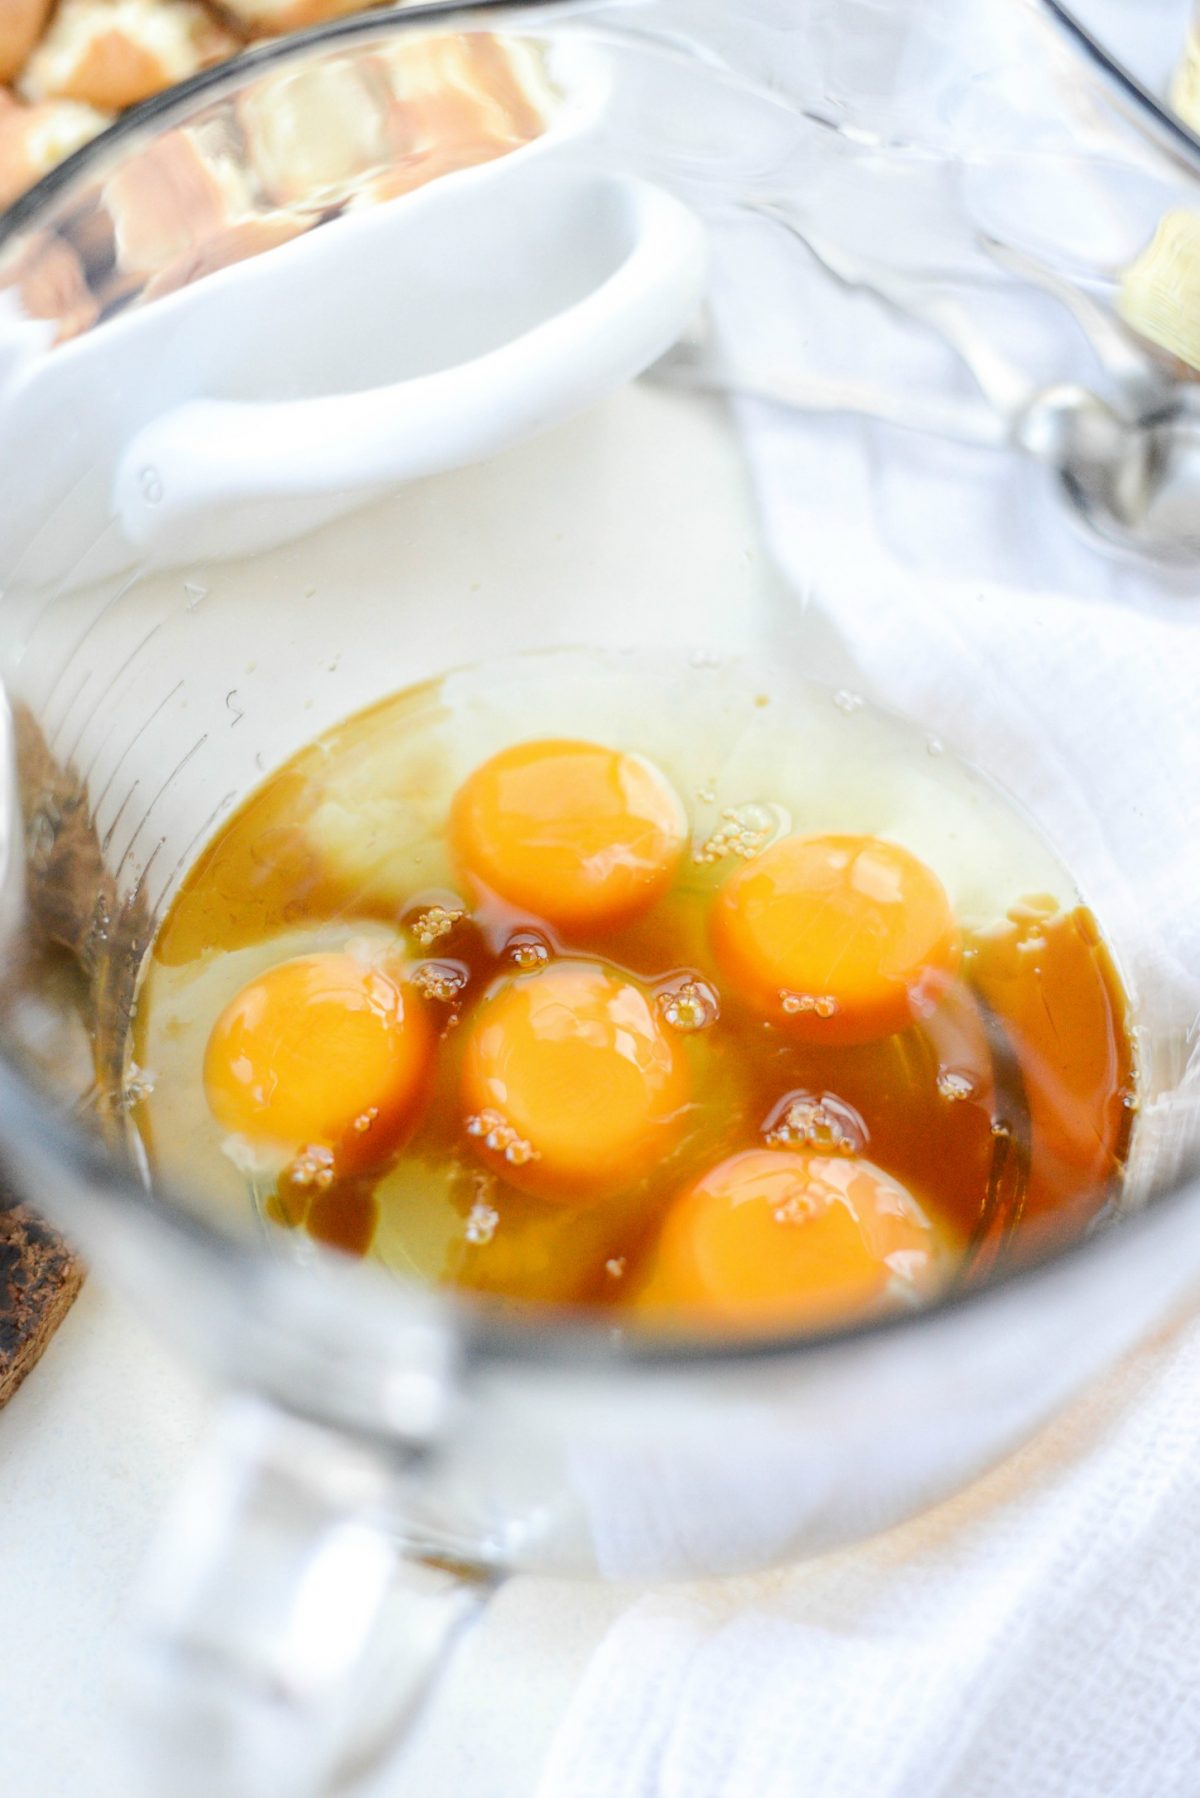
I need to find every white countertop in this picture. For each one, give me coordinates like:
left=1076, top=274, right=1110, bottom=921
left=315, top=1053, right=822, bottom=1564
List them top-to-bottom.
left=13, top=1278, right=1200, bottom=1798
left=0, top=1279, right=209, bottom=1796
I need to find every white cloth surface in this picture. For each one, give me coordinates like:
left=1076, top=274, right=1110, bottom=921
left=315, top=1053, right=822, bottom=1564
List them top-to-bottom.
left=529, top=8, right=1200, bottom=1792
left=533, top=434, right=1200, bottom=1798
left=528, top=486, right=1200, bottom=1792
left=0, top=1280, right=211, bottom=1798
left=6, top=1281, right=1200, bottom=1798
left=538, top=1311, right=1200, bottom=1798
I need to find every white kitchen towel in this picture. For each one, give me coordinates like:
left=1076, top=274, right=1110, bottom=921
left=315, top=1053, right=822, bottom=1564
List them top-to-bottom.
left=533, top=6, right=1200, bottom=1792
left=531, top=459, right=1200, bottom=1791
left=538, top=1309, right=1200, bottom=1798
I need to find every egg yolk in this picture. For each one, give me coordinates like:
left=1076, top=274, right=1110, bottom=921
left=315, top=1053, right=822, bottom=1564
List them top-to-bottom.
left=450, top=738, right=686, bottom=932
left=711, top=833, right=960, bottom=1045
left=968, top=904, right=1132, bottom=1258
left=204, top=952, right=431, bottom=1173
left=460, top=958, right=690, bottom=1201
left=640, top=1147, right=943, bottom=1330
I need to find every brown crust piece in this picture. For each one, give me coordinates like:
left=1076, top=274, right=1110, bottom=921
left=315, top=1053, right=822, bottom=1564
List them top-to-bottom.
left=0, top=0, right=54, bottom=84
left=19, top=0, right=241, bottom=112
left=220, top=0, right=368, bottom=39
left=383, top=33, right=548, bottom=158
left=349, top=35, right=548, bottom=208
left=236, top=56, right=394, bottom=208
left=0, top=88, right=112, bottom=209
left=103, top=123, right=252, bottom=274
left=141, top=207, right=310, bottom=298
left=0, top=226, right=99, bottom=337
left=0, top=1185, right=83, bottom=1406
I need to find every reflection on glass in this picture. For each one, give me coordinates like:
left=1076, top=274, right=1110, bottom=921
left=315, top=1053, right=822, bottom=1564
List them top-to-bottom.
left=0, top=30, right=557, bottom=339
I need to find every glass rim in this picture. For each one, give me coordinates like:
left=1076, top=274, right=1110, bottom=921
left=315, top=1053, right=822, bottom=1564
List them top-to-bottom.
left=0, top=0, right=1198, bottom=1374
left=6, top=0, right=1200, bottom=251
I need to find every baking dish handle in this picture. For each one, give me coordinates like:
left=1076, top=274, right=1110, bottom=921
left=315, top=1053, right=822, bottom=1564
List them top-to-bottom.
left=110, top=176, right=707, bottom=569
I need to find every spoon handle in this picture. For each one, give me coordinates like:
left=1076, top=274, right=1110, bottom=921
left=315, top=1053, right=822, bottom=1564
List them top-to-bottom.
left=650, top=345, right=1008, bottom=448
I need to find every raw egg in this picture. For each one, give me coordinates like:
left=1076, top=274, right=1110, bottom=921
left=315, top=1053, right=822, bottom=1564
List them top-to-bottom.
left=138, top=652, right=1133, bottom=1319
left=450, top=737, right=686, bottom=931
left=711, top=833, right=960, bottom=1044
left=968, top=903, right=1133, bottom=1259
left=204, top=950, right=431, bottom=1173
left=461, top=958, right=690, bottom=1201
left=640, top=1146, right=943, bottom=1329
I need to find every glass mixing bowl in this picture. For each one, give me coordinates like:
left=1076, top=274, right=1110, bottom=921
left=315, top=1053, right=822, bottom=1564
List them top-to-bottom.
left=2, top=2, right=1200, bottom=1792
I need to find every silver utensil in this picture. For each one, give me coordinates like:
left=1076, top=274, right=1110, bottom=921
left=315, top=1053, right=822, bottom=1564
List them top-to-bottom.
left=654, top=211, right=1200, bottom=567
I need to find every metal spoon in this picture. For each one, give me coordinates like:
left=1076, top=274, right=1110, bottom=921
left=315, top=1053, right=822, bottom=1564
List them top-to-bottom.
left=654, top=209, right=1200, bottom=567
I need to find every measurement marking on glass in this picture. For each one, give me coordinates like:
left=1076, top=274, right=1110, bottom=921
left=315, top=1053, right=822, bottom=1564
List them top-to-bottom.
left=8, top=479, right=120, bottom=616
left=38, top=570, right=139, bottom=714
left=65, top=615, right=166, bottom=772
left=49, top=666, right=92, bottom=751
left=69, top=674, right=183, bottom=772
left=63, top=678, right=110, bottom=768
left=88, top=679, right=186, bottom=810
left=113, top=734, right=209, bottom=883
left=100, top=780, right=139, bottom=855
left=154, top=790, right=238, bottom=914
left=130, top=840, right=163, bottom=904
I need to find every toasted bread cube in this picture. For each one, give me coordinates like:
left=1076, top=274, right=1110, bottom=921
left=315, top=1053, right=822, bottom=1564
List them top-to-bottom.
left=0, top=0, right=54, bottom=84
left=20, top=0, right=240, bottom=113
left=221, top=0, right=369, bottom=38
left=380, top=32, right=550, bottom=155
left=342, top=34, right=551, bottom=210
left=237, top=57, right=392, bottom=208
left=0, top=89, right=110, bottom=208
left=103, top=120, right=254, bottom=274
left=143, top=209, right=311, bottom=300
left=0, top=230, right=97, bottom=340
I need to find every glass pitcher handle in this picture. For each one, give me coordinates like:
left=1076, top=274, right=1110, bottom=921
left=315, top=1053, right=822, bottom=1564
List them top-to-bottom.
left=122, top=1393, right=494, bottom=1798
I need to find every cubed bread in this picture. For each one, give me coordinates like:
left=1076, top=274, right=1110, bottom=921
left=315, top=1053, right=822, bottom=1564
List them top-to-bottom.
left=0, top=0, right=54, bottom=84
left=20, top=0, right=241, bottom=112
left=220, top=0, right=367, bottom=39
left=380, top=32, right=550, bottom=155
left=345, top=34, right=549, bottom=208
left=237, top=56, right=392, bottom=208
left=0, top=88, right=111, bottom=208
left=102, top=119, right=254, bottom=274
left=143, top=207, right=310, bottom=299
left=0, top=228, right=98, bottom=339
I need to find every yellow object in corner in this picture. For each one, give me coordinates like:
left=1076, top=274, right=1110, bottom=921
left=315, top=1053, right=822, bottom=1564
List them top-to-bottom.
left=1171, top=25, right=1200, bottom=133
left=1117, top=208, right=1200, bottom=373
